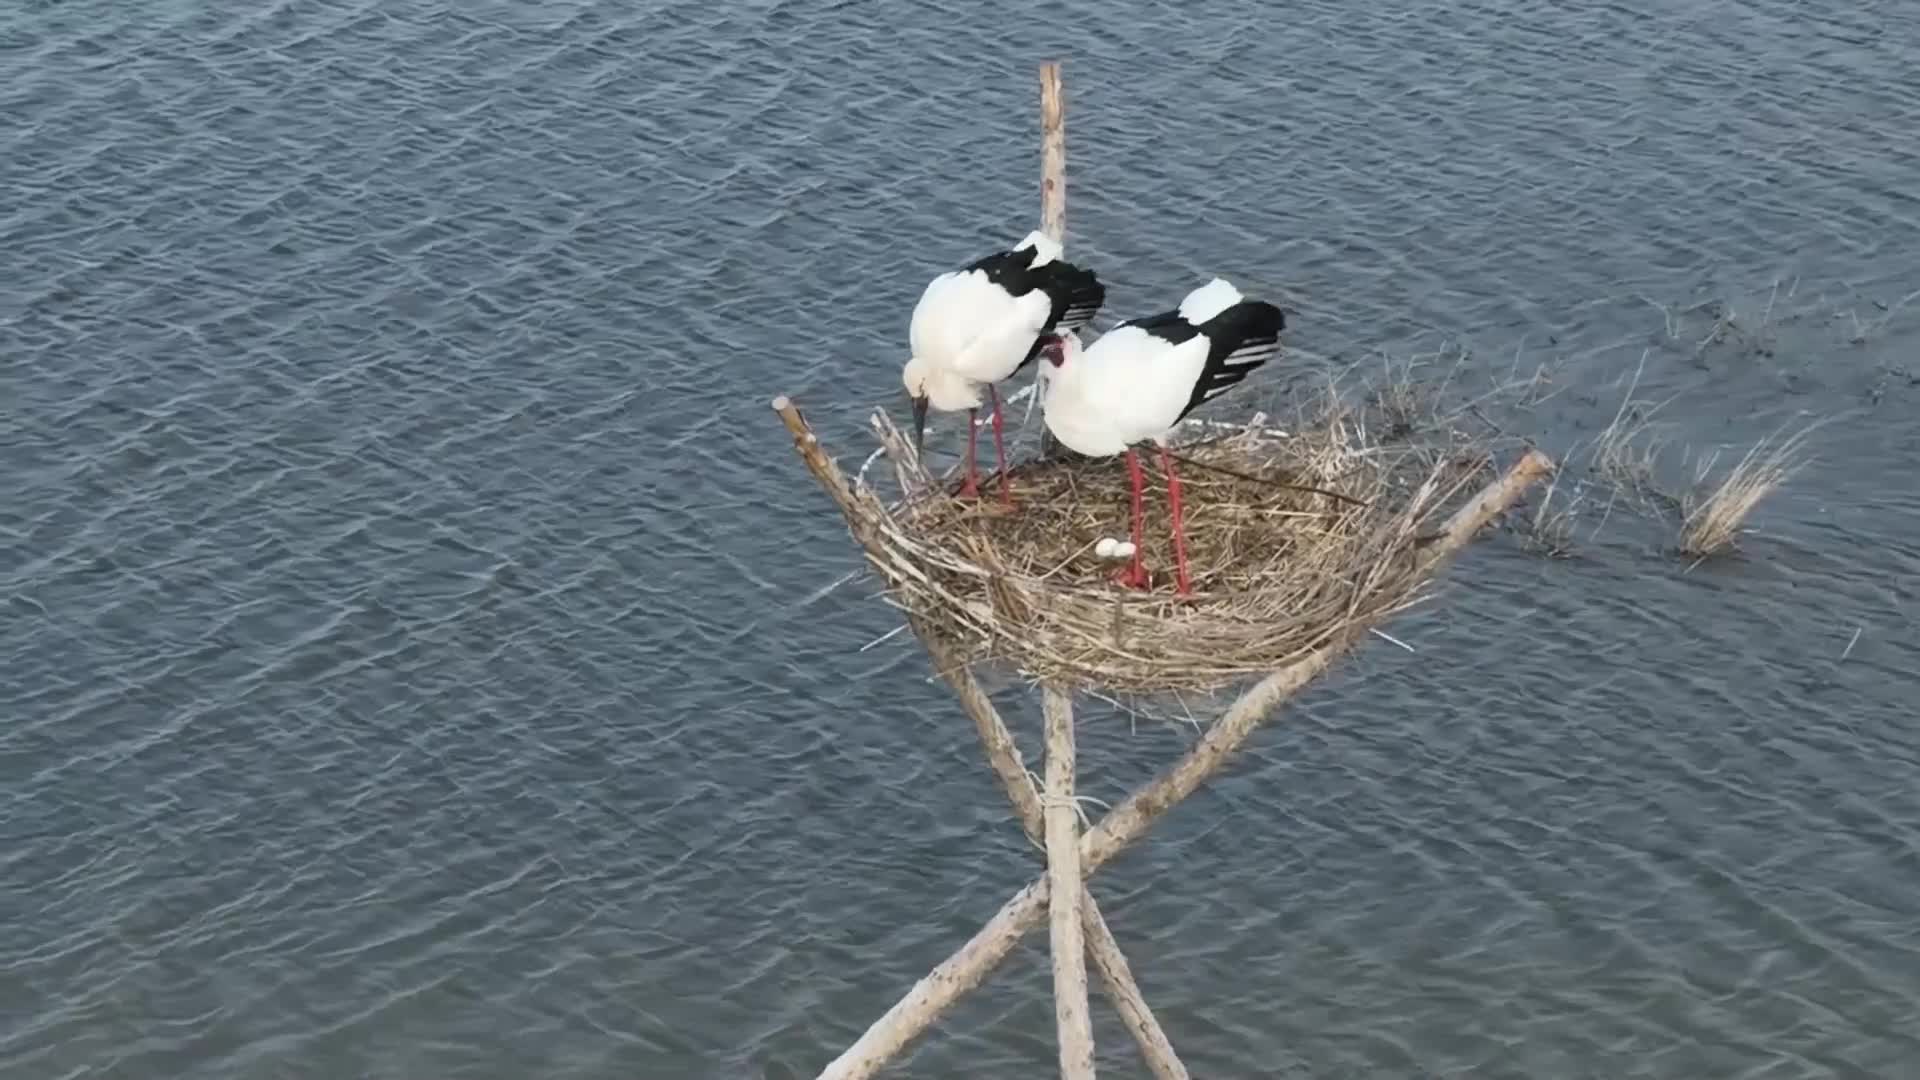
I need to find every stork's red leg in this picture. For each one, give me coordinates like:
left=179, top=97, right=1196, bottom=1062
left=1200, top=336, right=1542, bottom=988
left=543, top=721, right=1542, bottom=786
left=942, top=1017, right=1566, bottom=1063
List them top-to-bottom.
left=987, top=384, right=1011, bottom=506
left=957, top=408, right=980, bottom=498
left=1161, top=445, right=1192, bottom=596
left=1113, top=448, right=1149, bottom=589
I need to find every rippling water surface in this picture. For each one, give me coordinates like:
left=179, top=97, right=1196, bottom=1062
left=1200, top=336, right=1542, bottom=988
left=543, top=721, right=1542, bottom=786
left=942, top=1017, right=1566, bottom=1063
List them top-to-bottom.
left=5, top=1, right=1920, bottom=1076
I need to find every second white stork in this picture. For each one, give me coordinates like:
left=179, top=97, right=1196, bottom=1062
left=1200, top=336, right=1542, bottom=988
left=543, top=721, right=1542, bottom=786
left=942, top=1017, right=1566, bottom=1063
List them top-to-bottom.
left=901, top=230, right=1105, bottom=504
left=1036, top=277, right=1285, bottom=595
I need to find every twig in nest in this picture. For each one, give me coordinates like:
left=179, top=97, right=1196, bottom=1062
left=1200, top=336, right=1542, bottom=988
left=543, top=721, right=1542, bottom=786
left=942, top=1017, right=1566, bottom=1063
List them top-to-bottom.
left=1160, top=448, right=1371, bottom=507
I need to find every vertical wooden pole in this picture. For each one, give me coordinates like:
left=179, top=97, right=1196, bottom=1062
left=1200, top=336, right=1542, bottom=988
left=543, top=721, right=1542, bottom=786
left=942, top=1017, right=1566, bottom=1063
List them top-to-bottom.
left=1040, top=59, right=1097, bottom=1080
left=1034, top=60, right=1072, bottom=459
left=1040, top=61, right=1067, bottom=244
left=1043, top=686, right=1096, bottom=1079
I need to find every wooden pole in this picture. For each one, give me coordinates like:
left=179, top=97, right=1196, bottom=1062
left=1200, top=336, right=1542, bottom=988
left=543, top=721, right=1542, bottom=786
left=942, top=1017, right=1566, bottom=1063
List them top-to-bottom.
left=1039, top=58, right=1100, bottom=1080
left=1039, top=61, right=1067, bottom=244
left=807, top=449, right=1555, bottom=1080
left=1043, top=686, right=1096, bottom=1079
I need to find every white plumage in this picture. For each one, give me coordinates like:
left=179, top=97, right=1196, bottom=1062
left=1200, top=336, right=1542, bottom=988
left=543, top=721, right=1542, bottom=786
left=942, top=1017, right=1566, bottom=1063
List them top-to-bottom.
left=909, top=242, right=1057, bottom=386
left=1036, top=325, right=1196, bottom=457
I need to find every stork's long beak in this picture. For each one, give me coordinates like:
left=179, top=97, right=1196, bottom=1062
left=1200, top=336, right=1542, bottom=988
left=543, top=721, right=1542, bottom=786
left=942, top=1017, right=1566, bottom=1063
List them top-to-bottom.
left=909, top=394, right=930, bottom=455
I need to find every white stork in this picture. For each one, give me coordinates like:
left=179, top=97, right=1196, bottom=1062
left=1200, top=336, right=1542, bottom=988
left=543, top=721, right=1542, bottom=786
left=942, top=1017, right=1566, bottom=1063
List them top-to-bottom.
left=901, top=230, right=1105, bottom=504
left=1036, top=277, right=1285, bottom=595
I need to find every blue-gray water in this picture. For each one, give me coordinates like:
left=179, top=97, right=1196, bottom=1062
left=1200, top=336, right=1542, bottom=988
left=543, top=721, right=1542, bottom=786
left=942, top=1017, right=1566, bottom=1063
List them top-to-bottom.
left=5, top=1, right=1919, bottom=1076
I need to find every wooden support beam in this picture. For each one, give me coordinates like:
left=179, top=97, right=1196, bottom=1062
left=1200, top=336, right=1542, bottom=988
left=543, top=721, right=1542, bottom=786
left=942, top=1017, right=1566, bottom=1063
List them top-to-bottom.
left=914, top=630, right=1189, bottom=1080
left=1043, top=686, right=1096, bottom=1079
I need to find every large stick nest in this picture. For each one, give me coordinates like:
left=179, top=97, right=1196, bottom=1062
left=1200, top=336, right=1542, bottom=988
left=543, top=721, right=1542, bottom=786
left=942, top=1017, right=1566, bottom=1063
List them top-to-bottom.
left=851, top=390, right=1499, bottom=693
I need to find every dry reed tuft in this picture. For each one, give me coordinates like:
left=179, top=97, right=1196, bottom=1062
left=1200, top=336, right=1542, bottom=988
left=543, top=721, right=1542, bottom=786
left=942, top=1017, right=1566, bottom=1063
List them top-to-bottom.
left=1584, top=349, right=1683, bottom=515
left=849, top=384, right=1503, bottom=693
left=1677, top=425, right=1814, bottom=556
left=1519, top=464, right=1583, bottom=559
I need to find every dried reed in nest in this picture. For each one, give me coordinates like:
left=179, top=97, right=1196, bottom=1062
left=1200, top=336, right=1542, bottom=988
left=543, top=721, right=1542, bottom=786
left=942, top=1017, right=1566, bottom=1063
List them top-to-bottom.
left=854, top=394, right=1500, bottom=693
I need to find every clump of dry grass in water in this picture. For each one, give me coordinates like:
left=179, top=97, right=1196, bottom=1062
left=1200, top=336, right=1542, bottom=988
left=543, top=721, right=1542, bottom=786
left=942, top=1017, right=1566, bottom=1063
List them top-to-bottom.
left=1563, top=345, right=1821, bottom=557
left=1583, top=349, right=1684, bottom=521
left=1364, top=351, right=1430, bottom=440
left=854, top=385, right=1499, bottom=693
left=1678, top=426, right=1814, bottom=556
left=1519, top=464, right=1589, bottom=559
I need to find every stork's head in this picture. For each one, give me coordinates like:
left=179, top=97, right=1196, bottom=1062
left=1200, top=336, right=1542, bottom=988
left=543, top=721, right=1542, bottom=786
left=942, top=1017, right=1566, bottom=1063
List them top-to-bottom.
left=1036, top=330, right=1081, bottom=369
left=1030, top=332, right=1082, bottom=459
left=1032, top=332, right=1081, bottom=404
left=901, top=355, right=932, bottom=452
left=901, top=356, right=980, bottom=453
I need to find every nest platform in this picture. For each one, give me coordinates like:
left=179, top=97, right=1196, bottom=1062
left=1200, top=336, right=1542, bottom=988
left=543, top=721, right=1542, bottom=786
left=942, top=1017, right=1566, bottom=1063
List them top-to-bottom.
left=775, top=59, right=1557, bottom=1080
left=858, top=409, right=1495, bottom=693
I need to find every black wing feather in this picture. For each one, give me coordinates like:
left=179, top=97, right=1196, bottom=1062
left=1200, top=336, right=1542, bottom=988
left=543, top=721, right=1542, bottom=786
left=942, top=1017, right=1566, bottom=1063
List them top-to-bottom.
left=1015, top=259, right=1108, bottom=371
left=1034, top=262, right=1107, bottom=333
left=1179, top=301, right=1286, bottom=419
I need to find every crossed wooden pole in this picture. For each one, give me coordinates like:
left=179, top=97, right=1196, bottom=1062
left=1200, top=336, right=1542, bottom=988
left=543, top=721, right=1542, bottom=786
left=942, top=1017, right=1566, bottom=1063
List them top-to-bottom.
left=771, top=61, right=1554, bottom=1079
